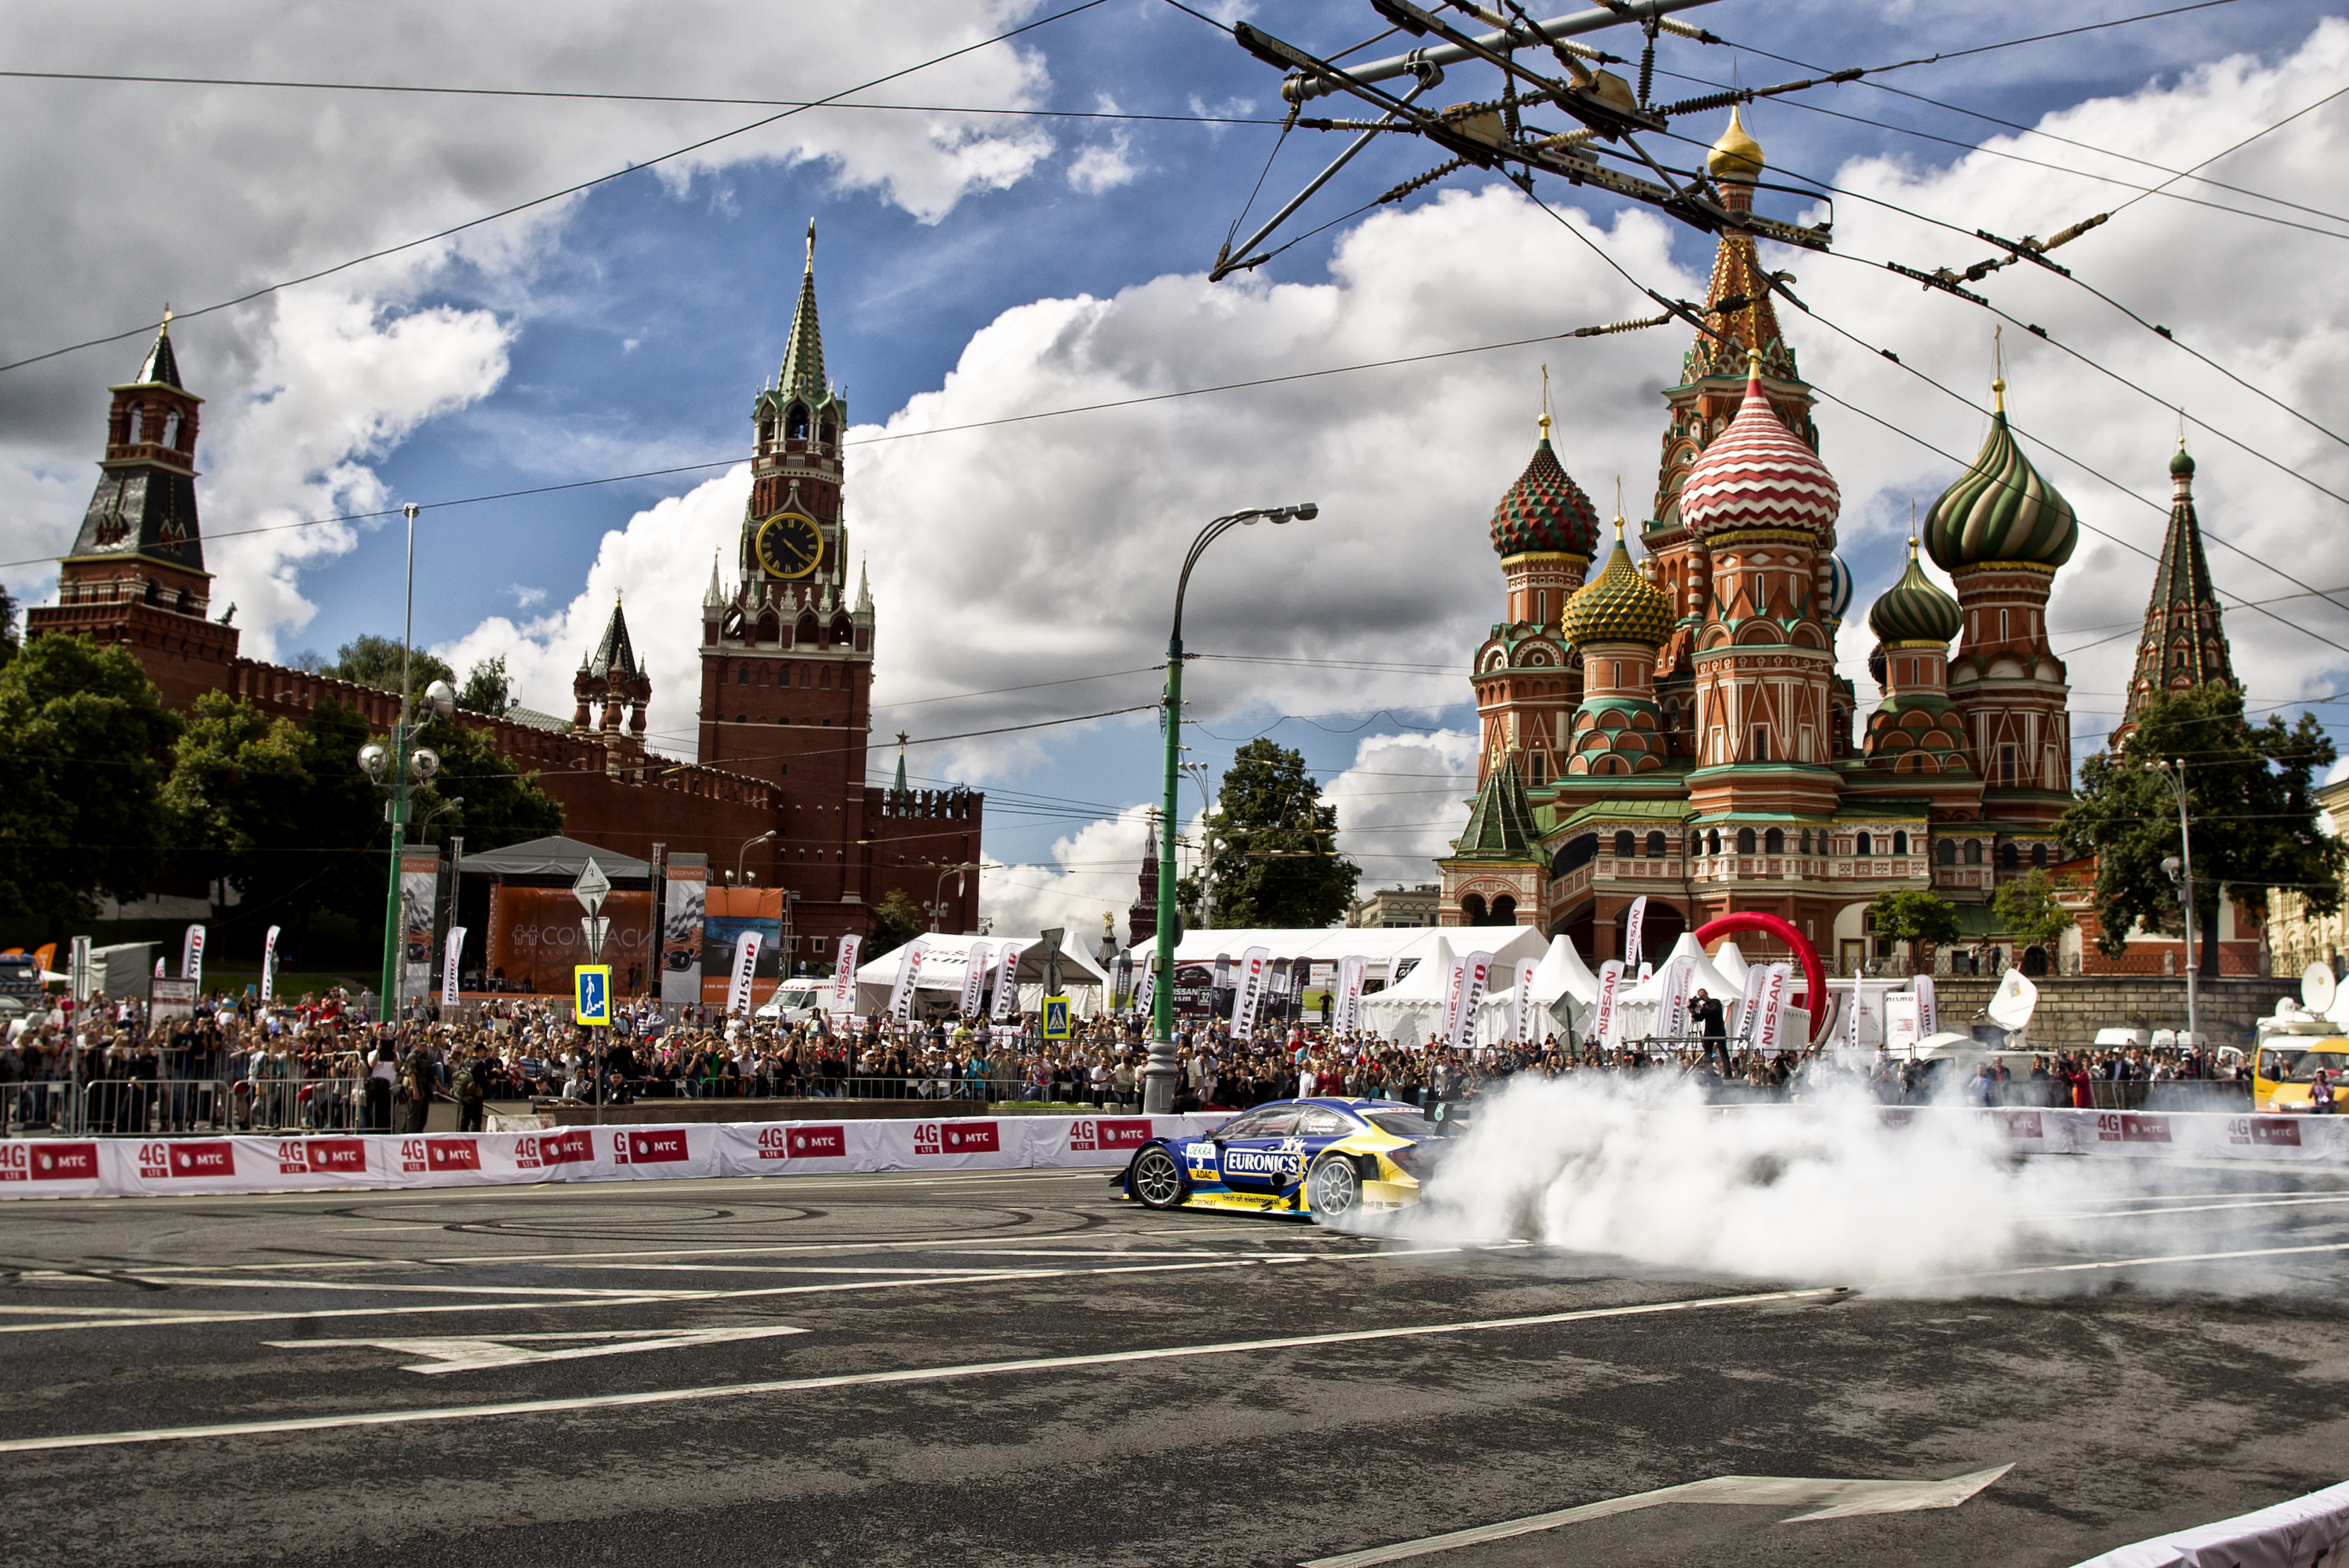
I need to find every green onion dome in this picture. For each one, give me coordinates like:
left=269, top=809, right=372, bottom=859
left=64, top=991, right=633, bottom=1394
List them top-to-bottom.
left=1922, top=381, right=2078, bottom=570
left=1492, top=415, right=1600, bottom=559
left=2170, top=440, right=2195, bottom=479
left=1563, top=518, right=1675, bottom=647
left=1868, top=537, right=1962, bottom=644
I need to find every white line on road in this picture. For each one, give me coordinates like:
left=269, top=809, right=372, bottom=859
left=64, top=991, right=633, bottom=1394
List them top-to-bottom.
left=2028, top=1194, right=2349, bottom=1221
left=1911, top=1240, right=2349, bottom=1289
left=0, top=1287, right=1837, bottom=1453
left=265, top=1324, right=812, bottom=1374
left=1299, top=1465, right=2015, bottom=1567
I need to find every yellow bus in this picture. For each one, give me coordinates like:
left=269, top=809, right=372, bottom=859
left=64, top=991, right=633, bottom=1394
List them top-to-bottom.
left=2253, top=1038, right=2349, bottom=1112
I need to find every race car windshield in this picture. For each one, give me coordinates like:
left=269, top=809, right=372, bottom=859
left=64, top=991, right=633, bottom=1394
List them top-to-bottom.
left=1364, top=1111, right=1439, bottom=1140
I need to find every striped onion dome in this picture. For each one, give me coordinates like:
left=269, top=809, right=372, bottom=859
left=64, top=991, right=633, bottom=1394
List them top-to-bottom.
left=1679, top=355, right=1840, bottom=539
left=1922, top=381, right=2078, bottom=570
left=1491, top=417, right=1600, bottom=559
left=1563, top=519, right=1674, bottom=647
left=1868, top=538, right=1962, bottom=644
left=1827, top=553, right=1854, bottom=623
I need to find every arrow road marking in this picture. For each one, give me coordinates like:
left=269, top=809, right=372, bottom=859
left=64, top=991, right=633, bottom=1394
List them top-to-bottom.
left=264, top=1325, right=810, bottom=1374
left=1302, top=1465, right=2014, bottom=1567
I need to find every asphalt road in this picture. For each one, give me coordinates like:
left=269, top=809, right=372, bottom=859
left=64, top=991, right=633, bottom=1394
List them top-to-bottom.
left=3, top=1162, right=2347, bottom=1567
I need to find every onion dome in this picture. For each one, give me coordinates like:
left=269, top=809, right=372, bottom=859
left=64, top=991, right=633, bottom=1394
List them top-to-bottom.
left=1707, top=104, right=1764, bottom=183
left=1679, top=353, right=1840, bottom=539
left=1922, top=380, right=2078, bottom=570
left=1491, top=413, right=1600, bottom=559
left=2170, top=440, right=2196, bottom=479
left=1563, top=518, right=1675, bottom=646
left=1868, top=538, right=1962, bottom=644
left=1826, top=554, right=1854, bottom=624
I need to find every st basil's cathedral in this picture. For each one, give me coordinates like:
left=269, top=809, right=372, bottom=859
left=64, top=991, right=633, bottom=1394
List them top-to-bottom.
left=1436, top=109, right=2206, bottom=974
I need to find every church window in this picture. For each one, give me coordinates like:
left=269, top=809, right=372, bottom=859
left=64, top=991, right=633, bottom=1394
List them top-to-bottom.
left=786, top=403, right=810, bottom=441
left=162, top=412, right=180, bottom=448
left=759, top=415, right=775, bottom=449
left=1535, top=590, right=1546, bottom=622
left=1999, top=609, right=2011, bottom=642
left=736, top=664, right=749, bottom=685
left=735, top=713, right=746, bottom=725
left=779, top=715, right=791, bottom=724
left=1750, top=727, right=1769, bottom=763
left=1999, top=745, right=2018, bottom=788
left=1529, top=753, right=1546, bottom=786
left=1736, top=827, right=1757, bottom=855
left=1764, top=827, right=1784, bottom=855
left=1707, top=828, right=1721, bottom=856
left=1797, top=830, right=1811, bottom=855
left=1614, top=831, right=1635, bottom=858
left=1646, top=831, right=1667, bottom=858
left=1892, top=831, right=1908, bottom=855
left=1856, top=832, right=1873, bottom=857
left=1966, top=838, right=1984, bottom=865
left=1938, top=839, right=1956, bottom=866
left=2000, top=841, right=2019, bottom=872
left=2032, top=843, right=2049, bottom=869
left=1491, top=895, right=1517, bottom=924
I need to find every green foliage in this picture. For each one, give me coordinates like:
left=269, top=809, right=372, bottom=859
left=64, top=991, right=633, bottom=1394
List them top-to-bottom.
left=0, top=584, right=19, bottom=671
left=329, top=633, right=455, bottom=706
left=0, top=635, right=181, bottom=921
left=455, top=656, right=513, bottom=716
left=2060, top=685, right=2343, bottom=967
left=163, top=692, right=312, bottom=900
left=412, top=718, right=563, bottom=853
left=1179, top=739, right=1359, bottom=930
left=1993, top=868, right=2077, bottom=951
left=1867, top=887, right=1961, bottom=947
left=866, top=888, right=924, bottom=959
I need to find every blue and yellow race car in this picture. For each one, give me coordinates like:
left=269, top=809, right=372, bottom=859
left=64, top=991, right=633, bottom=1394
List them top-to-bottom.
left=1116, top=1098, right=1441, bottom=1220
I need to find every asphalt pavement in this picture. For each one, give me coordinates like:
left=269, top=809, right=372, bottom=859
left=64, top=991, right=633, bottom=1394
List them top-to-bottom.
left=3, top=1161, right=2347, bottom=1566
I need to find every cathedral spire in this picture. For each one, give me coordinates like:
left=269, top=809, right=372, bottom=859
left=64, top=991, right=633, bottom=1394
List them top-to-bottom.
left=779, top=218, right=826, bottom=398
left=135, top=307, right=183, bottom=389
left=2119, top=442, right=2234, bottom=736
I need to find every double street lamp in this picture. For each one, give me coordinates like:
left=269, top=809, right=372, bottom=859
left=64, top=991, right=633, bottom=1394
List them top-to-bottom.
left=1145, top=502, right=1318, bottom=1116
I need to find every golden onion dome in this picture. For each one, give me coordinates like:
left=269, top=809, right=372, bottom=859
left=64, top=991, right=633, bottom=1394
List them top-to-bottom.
left=1707, top=104, right=1764, bottom=182
left=1563, top=518, right=1675, bottom=647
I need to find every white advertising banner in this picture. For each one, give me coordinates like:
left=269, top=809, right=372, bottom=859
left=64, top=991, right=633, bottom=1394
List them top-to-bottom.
left=399, top=848, right=439, bottom=1005
left=660, top=862, right=707, bottom=1014
left=1623, top=895, right=1648, bottom=967
left=181, top=924, right=205, bottom=988
left=260, top=926, right=281, bottom=1004
left=442, top=927, right=468, bottom=1010
left=727, top=931, right=762, bottom=1017
left=828, top=934, right=862, bottom=1019
left=886, top=937, right=927, bottom=1022
left=958, top=941, right=991, bottom=1019
left=990, top=941, right=1023, bottom=1022
left=1229, top=946, right=1271, bottom=1038
left=1449, top=950, right=1494, bottom=1054
left=1657, top=952, right=1695, bottom=1043
left=1334, top=955, right=1367, bottom=1035
left=1506, top=957, right=1539, bottom=1045
left=1591, top=959, right=1624, bottom=1047
left=1733, top=961, right=1771, bottom=1048
left=1754, top=964, right=1792, bottom=1056
left=1130, top=966, right=1154, bottom=1021
left=1913, top=974, right=1938, bottom=1038
left=1885, top=993, right=1922, bottom=1054
left=10, top=1108, right=2349, bottom=1202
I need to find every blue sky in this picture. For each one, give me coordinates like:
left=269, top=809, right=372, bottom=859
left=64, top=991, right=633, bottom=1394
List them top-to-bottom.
left=5, top=0, right=2346, bottom=931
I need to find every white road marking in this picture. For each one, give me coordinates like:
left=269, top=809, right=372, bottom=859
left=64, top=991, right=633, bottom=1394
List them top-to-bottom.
left=2028, top=1194, right=2349, bottom=1221
left=1916, top=1240, right=2349, bottom=1287
left=111, top=1276, right=689, bottom=1299
left=0, top=1286, right=1836, bottom=1452
left=265, top=1325, right=810, bottom=1374
left=1299, top=1465, right=2014, bottom=1566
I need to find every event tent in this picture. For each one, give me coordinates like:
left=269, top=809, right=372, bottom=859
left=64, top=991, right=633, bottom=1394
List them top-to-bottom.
left=457, top=835, right=651, bottom=883
left=1165, top=926, right=1546, bottom=985
left=849, top=934, right=1113, bottom=1018
left=1475, top=934, right=1601, bottom=1046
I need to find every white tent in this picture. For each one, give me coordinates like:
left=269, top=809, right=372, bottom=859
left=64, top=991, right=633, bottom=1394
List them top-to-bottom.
left=1166, top=925, right=1543, bottom=985
left=1612, top=932, right=1742, bottom=1043
left=1358, top=933, right=1456, bottom=1044
left=1475, top=933, right=1602, bottom=1047
left=851, top=934, right=1112, bottom=1019
left=1711, top=940, right=1752, bottom=992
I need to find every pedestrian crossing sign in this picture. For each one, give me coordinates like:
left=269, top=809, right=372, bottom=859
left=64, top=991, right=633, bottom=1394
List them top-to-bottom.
left=575, top=965, right=612, bottom=1026
left=1042, top=994, right=1071, bottom=1041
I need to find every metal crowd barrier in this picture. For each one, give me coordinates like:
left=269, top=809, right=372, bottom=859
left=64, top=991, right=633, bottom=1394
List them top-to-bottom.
left=67, top=1079, right=234, bottom=1136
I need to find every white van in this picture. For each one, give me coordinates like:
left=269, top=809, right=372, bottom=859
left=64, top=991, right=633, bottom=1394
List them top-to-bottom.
left=754, top=985, right=829, bottom=1024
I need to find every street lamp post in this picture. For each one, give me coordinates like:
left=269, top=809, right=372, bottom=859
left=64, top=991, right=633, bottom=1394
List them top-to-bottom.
left=1146, top=503, right=1318, bottom=1115
left=2155, top=756, right=2200, bottom=1047
left=1178, top=760, right=1218, bottom=934
left=737, top=829, right=777, bottom=888
left=922, top=860, right=980, bottom=932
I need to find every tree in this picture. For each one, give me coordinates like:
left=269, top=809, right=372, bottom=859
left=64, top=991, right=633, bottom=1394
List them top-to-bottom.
left=0, top=584, right=19, bottom=671
left=330, top=634, right=455, bottom=706
left=0, top=635, right=181, bottom=927
left=455, top=656, right=514, bottom=716
left=2060, top=685, right=2343, bottom=975
left=162, top=692, right=312, bottom=909
left=411, top=718, right=564, bottom=853
left=1177, top=739, right=1359, bottom=929
left=1993, top=868, right=2076, bottom=961
left=1866, top=887, right=1961, bottom=970
left=866, top=888, right=924, bottom=959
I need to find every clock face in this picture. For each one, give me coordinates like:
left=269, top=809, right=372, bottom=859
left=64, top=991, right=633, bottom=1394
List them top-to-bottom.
left=754, top=511, right=824, bottom=580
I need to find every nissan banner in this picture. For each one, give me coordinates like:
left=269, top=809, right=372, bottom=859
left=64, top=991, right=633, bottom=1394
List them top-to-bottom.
left=1624, top=895, right=1648, bottom=967
left=828, top=934, right=862, bottom=1019
left=1449, top=950, right=1494, bottom=1054
left=1591, top=959, right=1624, bottom=1046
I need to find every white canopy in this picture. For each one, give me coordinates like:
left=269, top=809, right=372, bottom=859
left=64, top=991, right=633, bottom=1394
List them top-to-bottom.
left=1167, top=924, right=1543, bottom=981
left=850, top=934, right=1112, bottom=1017
left=1473, top=934, right=1603, bottom=1048
left=1711, top=940, right=1752, bottom=991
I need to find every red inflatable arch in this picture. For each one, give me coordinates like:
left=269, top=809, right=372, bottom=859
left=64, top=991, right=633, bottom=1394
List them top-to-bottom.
left=1693, top=912, right=1830, bottom=1043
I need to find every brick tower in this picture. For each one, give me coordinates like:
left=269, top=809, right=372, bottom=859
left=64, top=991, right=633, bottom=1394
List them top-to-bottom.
left=27, top=314, right=241, bottom=703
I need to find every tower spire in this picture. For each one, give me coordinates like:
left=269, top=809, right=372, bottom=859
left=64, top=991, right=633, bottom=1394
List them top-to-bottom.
left=779, top=217, right=825, bottom=397
left=2118, top=440, right=2234, bottom=737
left=893, top=730, right=909, bottom=794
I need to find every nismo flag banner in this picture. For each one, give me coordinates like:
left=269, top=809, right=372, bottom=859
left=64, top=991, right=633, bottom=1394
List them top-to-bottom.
left=181, top=924, right=205, bottom=988
left=260, top=926, right=281, bottom=1004
left=442, top=927, right=467, bottom=1009
left=727, top=931, right=761, bottom=1016
left=829, top=934, right=862, bottom=1019
left=886, top=937, right=927, bottom=1022
left=958, top=941, right=991, bottom=1019
left=990, top=942, right=1022, bottom=1021
left=1229, top=947, right=1271, bottom=1039
left=1449, top=951, right=1494, bottom=1054
left=1657, top=952, right=1695, bottom=1042
left=1334, top=955, right=1367, bottom=1035
left=1507, top=957, right=1539, bottom=1045
left=1733, top=961, right=1771, bottom=1049
left=1130, top=965, right=1154, bottom=1021
left=1914, top=973, right=1938, bottom=1038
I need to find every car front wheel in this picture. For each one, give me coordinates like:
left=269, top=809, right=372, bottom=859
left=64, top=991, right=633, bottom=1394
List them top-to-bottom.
left=1130, top=1145, right=1187, bottom=1211
left=1307, top=1154, right=1361, bottom=1220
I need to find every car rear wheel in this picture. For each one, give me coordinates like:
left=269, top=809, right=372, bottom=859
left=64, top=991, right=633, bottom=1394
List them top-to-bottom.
left=1130, top=1145, right=1187, bottom=1211
left=1307, top=1154, right=1361, bottom=1220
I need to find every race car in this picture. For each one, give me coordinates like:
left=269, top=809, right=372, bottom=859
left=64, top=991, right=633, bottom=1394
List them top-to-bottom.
left=1116, top=1097, right=1441, bottom=1221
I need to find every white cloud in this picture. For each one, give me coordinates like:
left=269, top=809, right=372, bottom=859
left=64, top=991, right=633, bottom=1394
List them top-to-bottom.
left=1067, top=103, right=1140, bottom=196
left=1327, top=729, right=1479, bottom=886
left=979, top=804, right=1159, bottom=946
